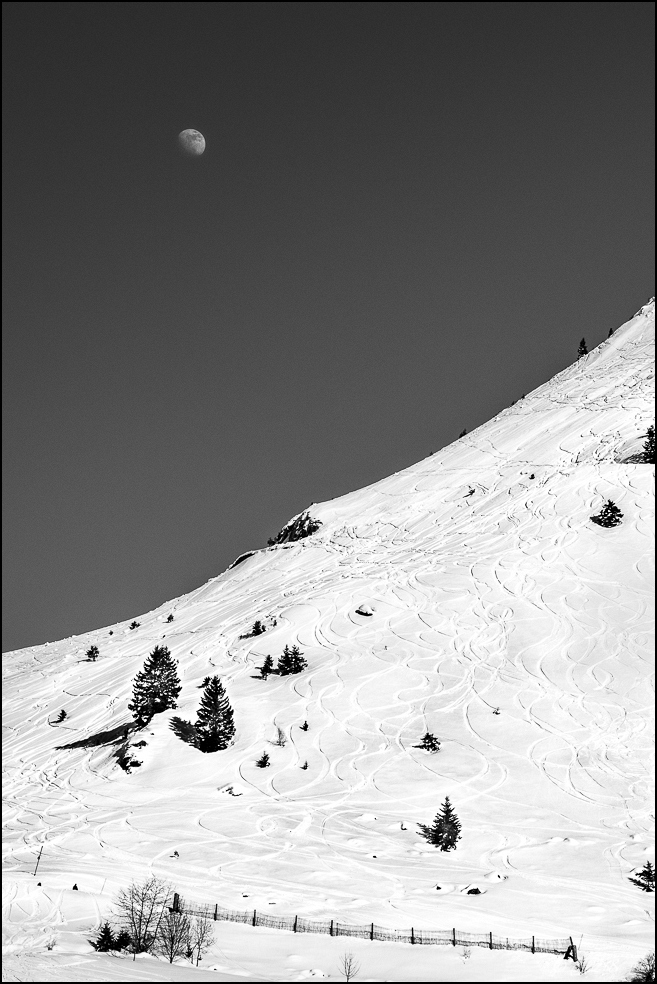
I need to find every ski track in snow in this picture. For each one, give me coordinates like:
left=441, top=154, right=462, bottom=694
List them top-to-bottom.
left=2, top=302, right=655, bottom=979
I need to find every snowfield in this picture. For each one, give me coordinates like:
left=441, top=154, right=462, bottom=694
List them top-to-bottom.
left=3, top=300, right=654, bottom=982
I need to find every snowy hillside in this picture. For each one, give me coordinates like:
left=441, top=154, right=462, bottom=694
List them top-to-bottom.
left=3, top=300, right=654, bottom=982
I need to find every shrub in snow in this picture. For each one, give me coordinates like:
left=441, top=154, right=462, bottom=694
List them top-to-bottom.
left=578, top=338, right=588, bottom=358
left=458, top=429, right=467, bottom=438
left=590, top=500, right=623, bottom=528
left=268, top=511, right=322, bottom=546
left=166, top=614, right=174, bottom=623
left=129, top=621, right=141, bottom=630
left=277, top=644, right=307, bottom=676
left=86, top=645, right=99, bottom=661
left=128, top=645, right=182, bottom=726
left=194, top=676, right=235, bottom=752
left=54, top=709, right=67, bottom=723
left=300, top=720, right=309, bottom=731
left=272, top=726, right=286, bottom=747
left=415, top=732, right=441, bottom=753
left=256, top=752, right=270, bottom=768
left=419, top=796, right=462, bottom=851
left=627, top=952, right=655, bottom=983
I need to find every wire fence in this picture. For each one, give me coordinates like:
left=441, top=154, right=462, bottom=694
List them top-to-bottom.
left=171, top=894, right=577, bottom=960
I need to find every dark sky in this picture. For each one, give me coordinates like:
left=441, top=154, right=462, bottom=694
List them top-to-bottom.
left=2, top=2, right=654, bottom=652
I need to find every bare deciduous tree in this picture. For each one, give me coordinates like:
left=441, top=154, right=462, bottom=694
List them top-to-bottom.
left=113, top=876, right=172, bottom=959
left=156, top=909, right=191, bottom=964
left=188, top=915, right=215, bottom=966
left=338, top=952, right=360, bottom=982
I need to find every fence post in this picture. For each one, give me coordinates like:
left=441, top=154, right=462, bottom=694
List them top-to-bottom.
left=172, top=893, right=180, bottom=913
left=214, top=904, right=218, bottom=921
left=253, top=910, right=257, bottom=927
left=293, top=915, right=298, bottom=933
left=330, top=920, right=334, bottom=937
left=370, top=923, right=374, bottom=941
left=411, top=927, right=415, bottom=945
left=452, top=928, right=456, bottom=946
left=489, top=931, right=493, bottom=950
left=531, top=935, right=535, bottom=954
left=569, top=937, right=578, bottom=962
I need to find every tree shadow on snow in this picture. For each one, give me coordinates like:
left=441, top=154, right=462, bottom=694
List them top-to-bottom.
left=55, top=722, right=134, bottom=750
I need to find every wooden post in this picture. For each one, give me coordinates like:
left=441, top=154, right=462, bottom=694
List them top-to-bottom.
left=33, top=846, right=43, bottom=877
left=172, top=892, right=180, bottom=913
left=214, top=904, right=218, bottom=921
left=253, top=909, right=257, bottom=927
left=293, top=915, right=298, bottom=933
left=330, top=919, right=334, bottom=937
left=370, top=923, right=374, bottom=941
left=410, top=927, right=415, bottom=945
left=452, top=928, right=456, bottom=946
left=489, top=931, right=493, bottom=950
left=531, top=935, right=535, bottom=954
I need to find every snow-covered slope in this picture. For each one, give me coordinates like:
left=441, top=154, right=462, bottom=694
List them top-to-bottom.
left=3, top=300, right=654, bottom=982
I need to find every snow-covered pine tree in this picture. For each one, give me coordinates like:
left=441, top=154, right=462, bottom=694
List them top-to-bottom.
left=578, top=338, right=588, bottom=358
left=641, top=425, right=655, bottom=464
left=590, top=500, right=623, bottom=528
left=278, top=644, right=307, bottom=675
left=128, top=646, right=182, bottom=726
left=194, top=676, right=235, bottom=752
left=256, top=752, right=270, bottom=768
left=423, top=796, right=462, bottom=851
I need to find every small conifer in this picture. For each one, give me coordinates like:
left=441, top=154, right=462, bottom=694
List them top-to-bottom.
left=578, top=338, right=588, bottom=358
left=641, top=425, right=655, bottom=464
left=590, top=500, right=623, bottom=528
left=166, top=614, right=174, bottom=623
left=129, top=621, right=141, bottom=630
left=277, top=644, right=307, bottom=676
left=86, top=645, right=99, bottom=661
left=128, top=646, right=182, bottom=726
left=259, top=655, right=274, bottom=679
left=194, top=676, right=236, bottom=752
left=416, top=732, right=440, bottom=753
left=256, top=752, right=270, bottom=768
left=422, top=796, right=462, bottom=851
left=632, top=861, right=655, bottom=892
left=92, top=921, right=116, bottom=952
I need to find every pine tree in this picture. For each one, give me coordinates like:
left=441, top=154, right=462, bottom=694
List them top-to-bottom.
left=578, top=338, right=588, bottom=358
left=641, top=425, right=655, bottom=464
left=458, top=429, right=467, bottom=438
left=590, top=500, right=623, bottom=528
left=166, top=614, right=174, bottom=622
left=129, top=621, right=141, bottom=630
left=277, top=644, right=307, bottom=676
left=86, top=645, right=99, bottom=661
left=128, top=646, right=182, bottom=726
left=259, top=655, right=274, bottom=679
left=194, top=676, right=235, bottom=752
left=416, top=732, right=440, bottom=753
left=256, top=752, right=270, bottom=768
left=422, top=796, right=462, bottom=851
left=633, top=861, right=655, bottom=892
left=92, top=922, right=116, bottom=951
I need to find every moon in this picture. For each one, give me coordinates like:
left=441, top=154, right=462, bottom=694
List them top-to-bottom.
left=178, top=129, right=206, bottom=156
